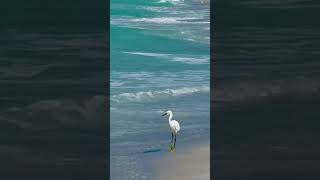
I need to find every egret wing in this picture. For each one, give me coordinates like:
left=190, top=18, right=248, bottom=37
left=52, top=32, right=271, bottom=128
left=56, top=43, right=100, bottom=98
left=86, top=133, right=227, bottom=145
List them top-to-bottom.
left=172, top=120, right=180, bottom=132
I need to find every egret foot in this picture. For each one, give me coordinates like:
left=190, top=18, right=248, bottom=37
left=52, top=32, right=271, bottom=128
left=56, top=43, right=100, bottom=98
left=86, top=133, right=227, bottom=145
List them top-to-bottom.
left=169, top=144, right=174, bottom=151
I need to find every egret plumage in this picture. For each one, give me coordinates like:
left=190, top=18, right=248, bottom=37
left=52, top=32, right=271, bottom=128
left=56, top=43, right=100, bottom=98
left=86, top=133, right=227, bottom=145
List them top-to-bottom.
left=162, top=110, right=180, bottom=150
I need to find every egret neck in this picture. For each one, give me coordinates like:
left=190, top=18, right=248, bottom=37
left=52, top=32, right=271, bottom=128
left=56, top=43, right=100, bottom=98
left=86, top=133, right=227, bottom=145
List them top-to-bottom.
left=168, top=112, right=173, bottom=122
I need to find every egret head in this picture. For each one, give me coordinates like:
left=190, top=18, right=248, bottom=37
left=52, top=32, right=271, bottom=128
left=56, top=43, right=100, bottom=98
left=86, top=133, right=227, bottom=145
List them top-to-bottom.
left=162, top=110, right=173, bottom=116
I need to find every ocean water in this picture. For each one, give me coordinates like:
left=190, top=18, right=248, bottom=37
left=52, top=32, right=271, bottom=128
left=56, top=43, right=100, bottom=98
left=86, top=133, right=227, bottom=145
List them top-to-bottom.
left=110, top=0, right=210, bottom=179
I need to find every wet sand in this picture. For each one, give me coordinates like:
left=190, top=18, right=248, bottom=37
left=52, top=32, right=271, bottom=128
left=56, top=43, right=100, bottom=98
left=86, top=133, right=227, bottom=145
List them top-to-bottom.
left=152, top=145, right=210, bottom=180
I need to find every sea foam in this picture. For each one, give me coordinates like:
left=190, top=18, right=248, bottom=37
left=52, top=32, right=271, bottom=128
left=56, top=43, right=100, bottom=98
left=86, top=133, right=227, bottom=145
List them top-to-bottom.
left=123, top=51, right=209, bottom=65
left=111, top=86, right=209, bottom=103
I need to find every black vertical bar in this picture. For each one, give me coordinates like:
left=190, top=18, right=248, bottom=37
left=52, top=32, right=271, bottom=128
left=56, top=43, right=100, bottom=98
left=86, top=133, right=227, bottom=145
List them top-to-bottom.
left=0, top=0, right=109, bottom=179
left=212, top=0, right=320, bottom=179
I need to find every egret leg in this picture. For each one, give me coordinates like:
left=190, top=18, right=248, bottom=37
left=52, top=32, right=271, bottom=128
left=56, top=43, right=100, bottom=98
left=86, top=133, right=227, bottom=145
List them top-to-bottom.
left=171, top=133, right=174, bottom=143
left=174, top=134, right=177, bottom=149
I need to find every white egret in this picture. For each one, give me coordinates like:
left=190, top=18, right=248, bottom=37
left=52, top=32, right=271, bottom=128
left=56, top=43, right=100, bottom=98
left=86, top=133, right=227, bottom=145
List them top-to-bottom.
left=162, top=110, right=180, bottom=150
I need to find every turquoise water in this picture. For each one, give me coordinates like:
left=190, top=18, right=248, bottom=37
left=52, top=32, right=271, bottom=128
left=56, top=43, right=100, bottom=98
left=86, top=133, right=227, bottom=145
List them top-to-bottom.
left=110, top=0, right=210, bottom=179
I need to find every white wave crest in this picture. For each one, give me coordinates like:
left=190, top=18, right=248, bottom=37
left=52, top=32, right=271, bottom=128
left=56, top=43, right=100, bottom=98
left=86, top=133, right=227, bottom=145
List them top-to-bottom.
left=158, top=0, right=184, bottom=4
left=130, top=17, right=201, bottom=24
left=123, top=51, right=209, bottom=65
left=111, top=86, right=209, bottom=103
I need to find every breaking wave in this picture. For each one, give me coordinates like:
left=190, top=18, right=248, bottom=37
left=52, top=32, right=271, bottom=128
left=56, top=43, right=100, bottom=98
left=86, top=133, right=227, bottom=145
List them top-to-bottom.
left=123, top=51, right=209, bottom=64
left=111, top=86, right=209, bottom=103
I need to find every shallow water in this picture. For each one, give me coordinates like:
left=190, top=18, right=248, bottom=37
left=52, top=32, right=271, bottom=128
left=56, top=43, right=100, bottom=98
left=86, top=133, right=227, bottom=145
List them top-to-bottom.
left=110, top=0, right=210, bottom=179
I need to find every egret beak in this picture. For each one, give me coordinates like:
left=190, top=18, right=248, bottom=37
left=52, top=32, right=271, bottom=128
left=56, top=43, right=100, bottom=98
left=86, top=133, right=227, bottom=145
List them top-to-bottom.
left=162, top=113, right=167, bottom=116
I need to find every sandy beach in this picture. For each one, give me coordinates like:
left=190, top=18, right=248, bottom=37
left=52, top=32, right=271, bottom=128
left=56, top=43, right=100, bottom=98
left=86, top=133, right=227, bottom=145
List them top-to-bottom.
left=151, top=145, right=210, bottom=180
